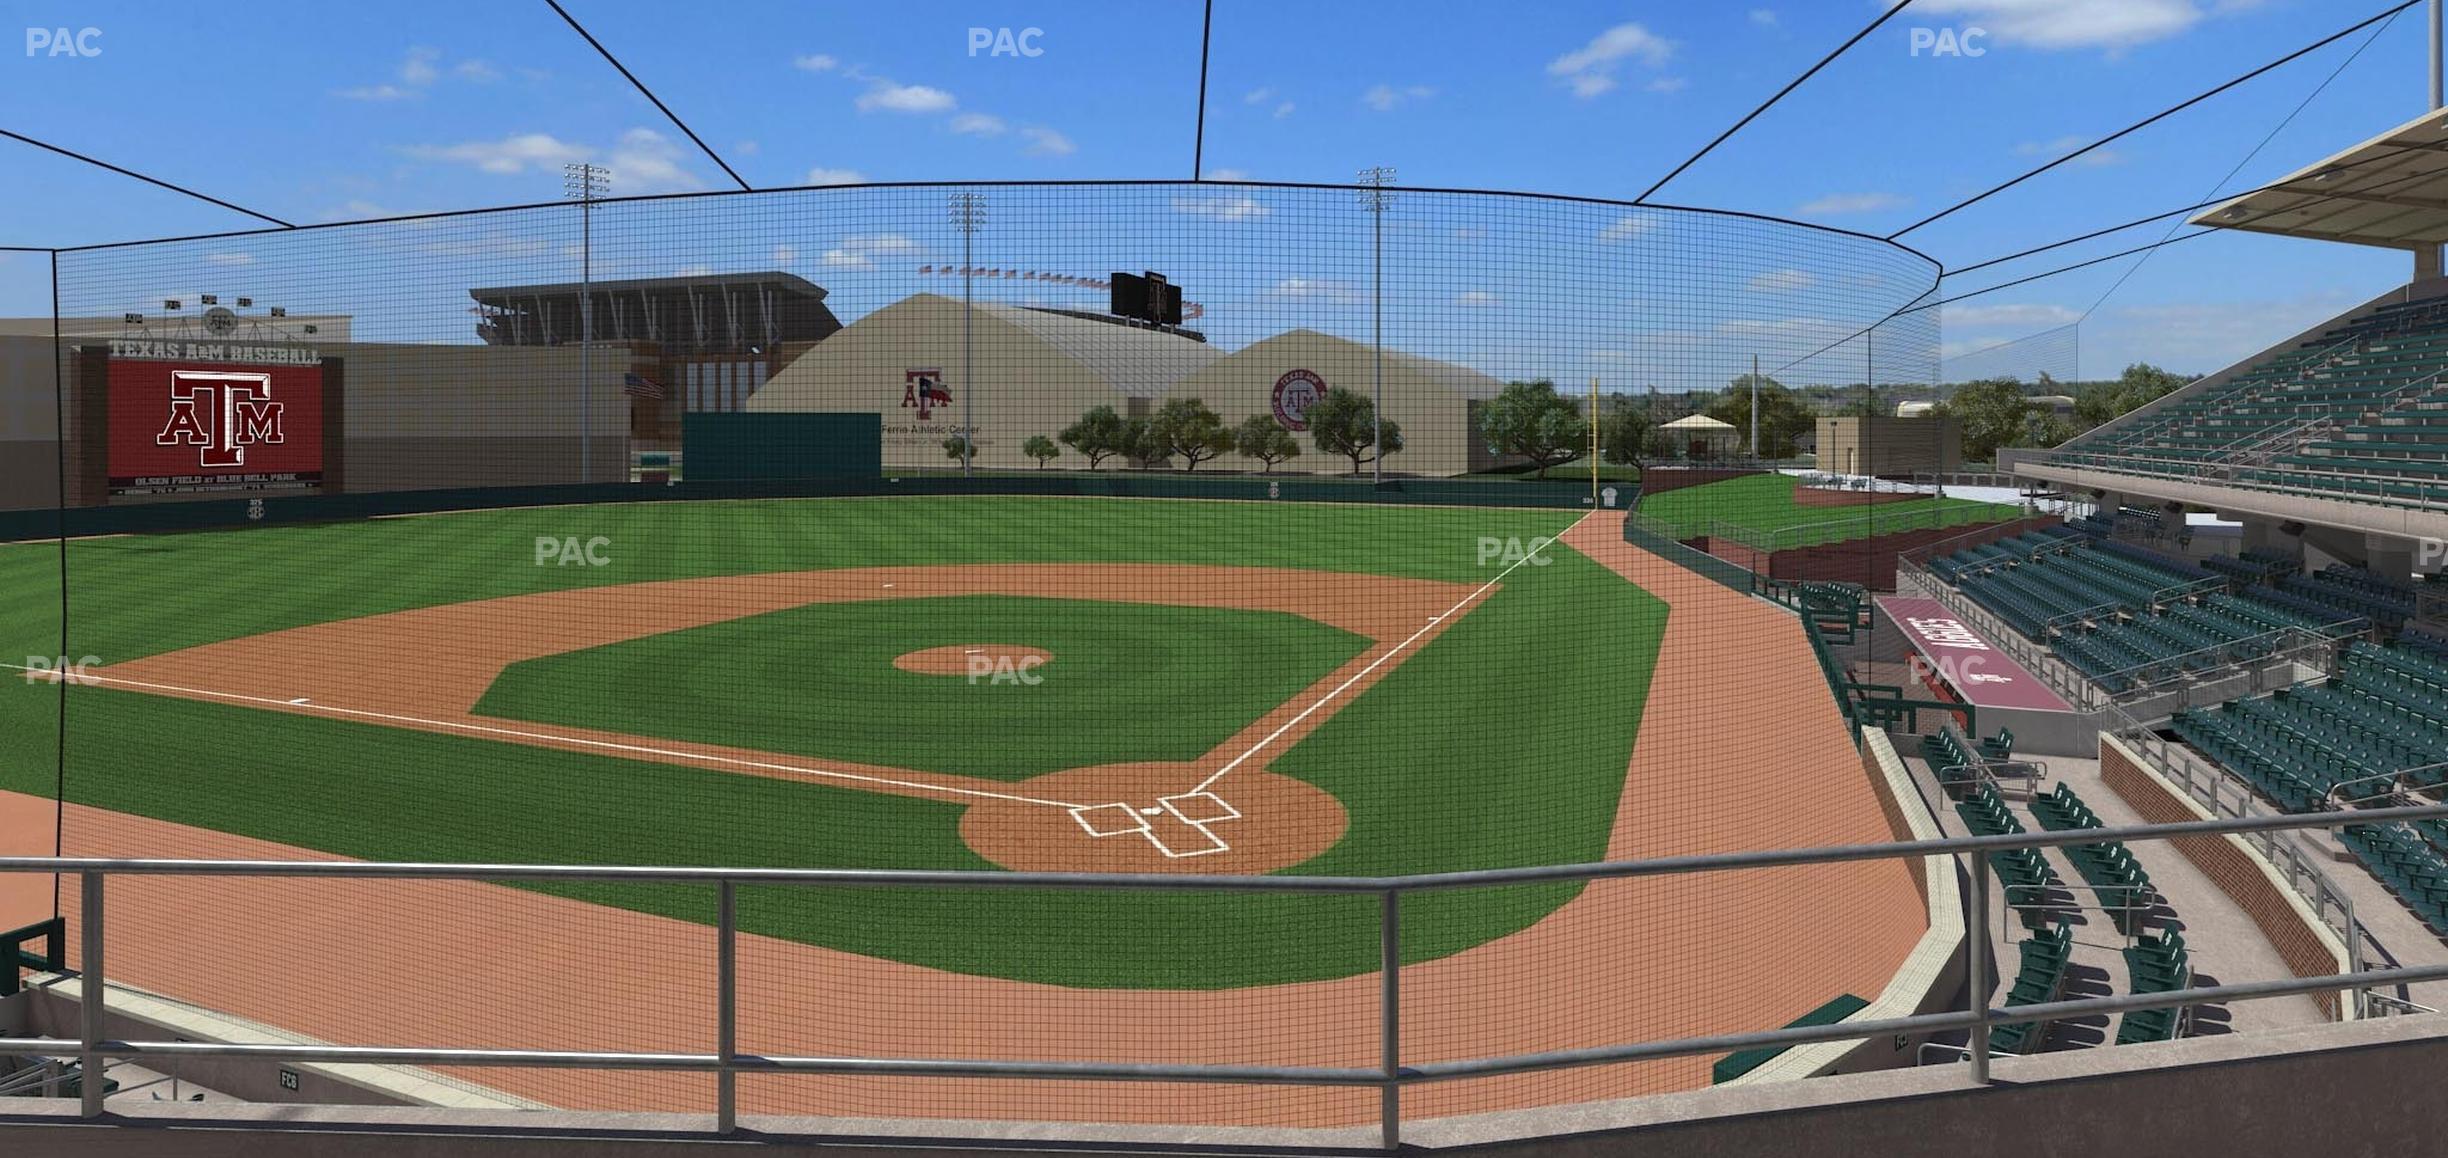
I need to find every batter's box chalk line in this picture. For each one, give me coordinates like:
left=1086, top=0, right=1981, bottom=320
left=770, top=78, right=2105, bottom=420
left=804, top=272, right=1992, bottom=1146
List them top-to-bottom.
left=1068, top=792, right=1241, bottom=858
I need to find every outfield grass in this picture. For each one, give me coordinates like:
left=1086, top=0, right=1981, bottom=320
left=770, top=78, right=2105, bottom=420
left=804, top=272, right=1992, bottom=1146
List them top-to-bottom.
left=1637, top=474, right=2018, bottom=548
left=0, top=497, right=1665, bottom=987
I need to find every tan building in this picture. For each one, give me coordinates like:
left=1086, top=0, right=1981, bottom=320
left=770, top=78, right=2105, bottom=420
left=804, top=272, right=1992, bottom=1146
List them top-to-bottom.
left=749, top=293, right=1222, bottom=471
left=751, top=296, right=1515, bottom=475
left=1161, top=329, right=1511, bottom=476
left=1816, top=415, right=1963, bottom=477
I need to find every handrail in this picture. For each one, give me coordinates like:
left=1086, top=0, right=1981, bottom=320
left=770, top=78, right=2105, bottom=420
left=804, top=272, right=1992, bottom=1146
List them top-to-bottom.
left=11, top=800, right=2448, bottom=1142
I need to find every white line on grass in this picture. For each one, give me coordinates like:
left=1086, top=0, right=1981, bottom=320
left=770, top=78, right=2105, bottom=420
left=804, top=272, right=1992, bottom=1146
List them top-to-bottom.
left=1188, top=521, right=1574, bottom=796
left=3, top=662, right=1089, bottom=811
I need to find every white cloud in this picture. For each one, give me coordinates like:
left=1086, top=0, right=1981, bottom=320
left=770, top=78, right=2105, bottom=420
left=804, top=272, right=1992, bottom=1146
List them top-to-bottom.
left=1913, top=0, right=2208, bottom=52
left=1749, top=9, right=1780, bottom=26
left=1547, top=23, right=1675, bottom=100
left=400, top=46, right=440, bottom=85
left=794, top=53, right=838, bottom=72
left=455, top=59, right=500, bottom=82
left=1646, top=76, right=1689, bottom=93
left=858, top=81, right=956, bottom=113
left=337, top=84, right=416, bottom=101
left=1363, top=84, right=1435, bottom=111
left=1243, top=87, right=1275, bottom=104
left=1273, top=101, right=1295, bottom=118
left=950, top=112, right=1006, bottom=135
left=1020, top=126, right=1076, bottom=156
left=403, top=128, right=701, bottom=194
left=604, top=128, right=704, bottom=194
left=407, top=132, right=589, bottom=175
left=2014, top=135, right=2124, bottom=167
left=736, top=140, right=760, bottom=155
left=804, top=167, right=864, bottom=185
left=1202, top=168, right=1250, bottom=181
left=1797, top=191, right=1910, bottom=215
left=1173, top=195, right=1270, bottom=221
left=323, top=199, right=396, bottom=222
left=1598, top=214, right=1663, bottom=242
left=821, top=233, right=921, bottom=269
left=771, top=245, right=796, bottom=264
left=204, top=252, right=255, bottom=266
left=675, top=264, right=716, bottom=278
left=1749, top=269, right=1815, bottom=293
left=1272, top=277, right=1364, bottom=304
left=1456, top=290, right=1501, bottom=308
left=1941, top=303, right=2082, bottom=328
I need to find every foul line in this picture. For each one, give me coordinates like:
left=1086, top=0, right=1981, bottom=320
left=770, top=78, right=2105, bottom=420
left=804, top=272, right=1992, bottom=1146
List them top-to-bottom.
left=1188, top=525, right=1571, bottom=796
left=4, top=664, right=1089, bottom=812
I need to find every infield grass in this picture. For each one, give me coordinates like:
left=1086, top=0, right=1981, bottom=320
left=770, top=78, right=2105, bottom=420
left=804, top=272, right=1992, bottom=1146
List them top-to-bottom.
left=1637, top=473, right=2017, bottom=547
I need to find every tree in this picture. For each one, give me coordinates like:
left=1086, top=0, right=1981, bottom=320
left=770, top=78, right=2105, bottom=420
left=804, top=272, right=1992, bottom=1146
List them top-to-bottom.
left=2075, top=362, right=2189, bottom=427
left=1704, top=374, right=1816, bottom=459
left=1931, top=378, right=2048, bottom=463
left=1480, top=379, right=1592, bottom=479
left=1305, top=387, right=1404, bottom=475
left=1148, top=397, right=1234, bottom=472
left=1597, top=398, right=1652, bottom=467
left=1058, top=405, right=1127, bottom=470
left=1233, top=414, right=1301, bottom=473
left=1118, top=415, right=1165, bottom=470
left=942, top=434, right=974, bottom=466
left=1021, top=434, right=1060, bottom=469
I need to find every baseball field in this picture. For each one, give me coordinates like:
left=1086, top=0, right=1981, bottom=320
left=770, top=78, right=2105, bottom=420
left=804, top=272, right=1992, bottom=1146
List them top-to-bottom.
left=0, top=493, right=1935, bottom=1123
left=0, top=495, right=1665, bottom=987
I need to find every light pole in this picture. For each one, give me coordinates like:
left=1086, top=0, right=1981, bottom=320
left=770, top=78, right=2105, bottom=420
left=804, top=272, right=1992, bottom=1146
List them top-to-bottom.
left=564, top=162, right=609, bottom=484
left=1358, top=166, right=1395, bottom=485
left=949, top=192, right=987, bottom=477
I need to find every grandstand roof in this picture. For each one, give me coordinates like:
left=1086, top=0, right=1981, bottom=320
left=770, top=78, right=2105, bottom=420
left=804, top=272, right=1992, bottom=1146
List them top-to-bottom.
left=2192, top=108, right=2448, bottom=249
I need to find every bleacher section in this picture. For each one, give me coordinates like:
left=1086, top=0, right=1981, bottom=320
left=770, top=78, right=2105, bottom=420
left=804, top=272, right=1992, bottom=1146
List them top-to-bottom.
left=2043, top=294, right=2448, bottom=509
left=1930, top=529, right=2352, bottom=694
left=2170, top=640, right=2448, bottom=936
left=2030, top=784, right=2159, bottom=937
left=2116, top=929, right=2192, bottom=1045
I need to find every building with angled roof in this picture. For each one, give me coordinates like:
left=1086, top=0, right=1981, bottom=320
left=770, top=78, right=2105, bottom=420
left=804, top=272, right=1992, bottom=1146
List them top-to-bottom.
left=748, top=293, right=1223, bottom=471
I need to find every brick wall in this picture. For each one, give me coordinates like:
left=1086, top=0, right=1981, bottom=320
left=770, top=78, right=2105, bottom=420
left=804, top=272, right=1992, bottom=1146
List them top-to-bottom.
left=2099, top=740, right=2346, bottom=1020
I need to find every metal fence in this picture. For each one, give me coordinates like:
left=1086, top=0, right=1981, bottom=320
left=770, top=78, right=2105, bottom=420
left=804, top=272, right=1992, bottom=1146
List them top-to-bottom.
left=10, top=798, right=2448, bottom=1150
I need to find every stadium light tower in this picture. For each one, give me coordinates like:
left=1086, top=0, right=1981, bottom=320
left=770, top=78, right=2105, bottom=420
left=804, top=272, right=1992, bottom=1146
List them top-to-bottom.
left=565, top=162, right=610, bottom=483
left=1358, top=166, right=1395, bottom=485
left=949, top=192, right=987, bottom=478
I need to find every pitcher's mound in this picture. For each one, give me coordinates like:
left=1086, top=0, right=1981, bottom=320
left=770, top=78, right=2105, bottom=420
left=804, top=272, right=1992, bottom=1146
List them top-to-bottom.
left=894, top=644, right=1053, bottom=676
left=960, top=763, right=1347, bottom=874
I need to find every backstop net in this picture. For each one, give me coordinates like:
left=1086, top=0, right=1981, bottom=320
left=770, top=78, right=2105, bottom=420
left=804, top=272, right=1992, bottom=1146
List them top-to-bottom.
left=0, top=182, right=1966, bottom=1133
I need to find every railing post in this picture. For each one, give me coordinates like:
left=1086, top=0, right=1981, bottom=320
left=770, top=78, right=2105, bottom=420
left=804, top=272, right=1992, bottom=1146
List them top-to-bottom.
left=1966, top=851, right=1991, bottom=1084
left=79, top=871, right=104, bottom=1118
left=716, top=879, right=737, bottom=1134
left=1379, top=888, right=1400, bottom=1153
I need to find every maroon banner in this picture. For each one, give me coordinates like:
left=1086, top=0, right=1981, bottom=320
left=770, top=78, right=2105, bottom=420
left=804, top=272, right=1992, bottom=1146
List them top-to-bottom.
left=107, top=358, right=327, bottom=496
left=1876, top=596, right=2073, bottom=714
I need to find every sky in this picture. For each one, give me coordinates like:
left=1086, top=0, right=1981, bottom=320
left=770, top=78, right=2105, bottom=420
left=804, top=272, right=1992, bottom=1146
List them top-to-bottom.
left=1, top=0, right=2440, bottom=388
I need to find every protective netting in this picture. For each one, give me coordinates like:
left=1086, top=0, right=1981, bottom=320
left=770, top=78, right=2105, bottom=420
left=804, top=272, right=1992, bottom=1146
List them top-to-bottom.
left=0, top=182, right=1977, bottom=1131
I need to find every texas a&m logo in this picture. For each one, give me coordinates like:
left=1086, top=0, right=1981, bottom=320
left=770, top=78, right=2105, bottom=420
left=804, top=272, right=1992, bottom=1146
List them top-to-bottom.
left=902, top=368, right=952, bottom=420
left=155, top=371, right=284, bottom=468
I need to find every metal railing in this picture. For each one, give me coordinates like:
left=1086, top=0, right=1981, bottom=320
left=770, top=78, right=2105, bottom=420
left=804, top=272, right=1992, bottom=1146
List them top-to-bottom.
left=1893, top=560, right=2101, bottom=710
left=11, top=800, right=2448, bottom=1148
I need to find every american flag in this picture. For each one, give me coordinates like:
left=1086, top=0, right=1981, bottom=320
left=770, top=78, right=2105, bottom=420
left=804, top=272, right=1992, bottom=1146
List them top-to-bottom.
left=623, top=372, right=666, bottom=399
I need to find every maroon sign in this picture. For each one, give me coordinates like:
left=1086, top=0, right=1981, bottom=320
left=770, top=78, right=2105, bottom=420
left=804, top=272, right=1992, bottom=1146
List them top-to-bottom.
left=1876, top=596, right=2073, bottom=714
